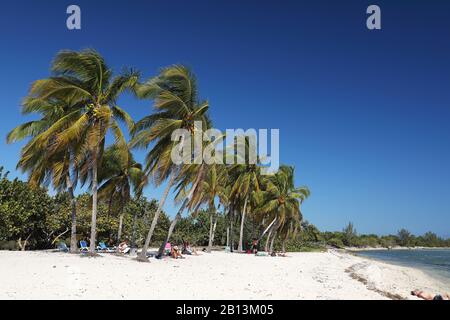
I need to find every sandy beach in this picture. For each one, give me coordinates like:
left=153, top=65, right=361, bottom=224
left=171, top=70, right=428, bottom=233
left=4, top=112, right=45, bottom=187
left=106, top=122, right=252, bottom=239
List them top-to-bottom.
left=0, top=249, right=447, bottom=300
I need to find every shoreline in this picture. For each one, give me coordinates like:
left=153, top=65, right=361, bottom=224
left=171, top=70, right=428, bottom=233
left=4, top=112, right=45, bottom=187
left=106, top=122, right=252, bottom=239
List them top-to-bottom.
left=345, top=246, right=450, bottom=251
left=345, top=247, right=450, bottom=289
left=0, top=249, right=447, bottom=300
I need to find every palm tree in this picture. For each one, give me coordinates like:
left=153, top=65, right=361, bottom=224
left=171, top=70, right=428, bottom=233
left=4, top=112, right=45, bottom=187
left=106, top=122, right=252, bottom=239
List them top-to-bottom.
left=18, top=49, right=138, bottom=253
left=132, top=65, right=210, bottom=261
left=7, top=97, right=81, bottom=253
left=97, top=144, right=144, bottom=246
left=229, top=159, right=262, bottom=252
left=184, top=164, right=228, bottom=252
left=255, top=166, right=310, bottom=252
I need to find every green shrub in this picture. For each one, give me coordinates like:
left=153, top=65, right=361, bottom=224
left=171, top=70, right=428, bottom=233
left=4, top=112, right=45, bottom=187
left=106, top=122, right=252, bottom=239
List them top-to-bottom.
left=327, top=238, right=344, bottom=248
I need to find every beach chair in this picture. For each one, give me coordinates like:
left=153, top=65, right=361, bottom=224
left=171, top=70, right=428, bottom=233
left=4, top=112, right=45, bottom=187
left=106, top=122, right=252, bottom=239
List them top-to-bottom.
left=79, top=240, right=89, bottom=252
left=57, top=242, right=69, bottom=252
left=97, top=242, right=115, bottom=253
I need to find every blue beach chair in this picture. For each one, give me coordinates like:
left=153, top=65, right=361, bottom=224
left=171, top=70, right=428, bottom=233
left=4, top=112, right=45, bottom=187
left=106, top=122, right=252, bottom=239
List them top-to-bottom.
left=79, top=240, right=89, bottom=252
left=57, top=242, right=69, bottom=252
left=97, top=242, right=115, bottom=253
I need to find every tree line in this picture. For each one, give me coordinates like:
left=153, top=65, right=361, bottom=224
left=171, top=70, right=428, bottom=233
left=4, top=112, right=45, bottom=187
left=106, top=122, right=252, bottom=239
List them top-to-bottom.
left=1, top=169, right=448, bottom=251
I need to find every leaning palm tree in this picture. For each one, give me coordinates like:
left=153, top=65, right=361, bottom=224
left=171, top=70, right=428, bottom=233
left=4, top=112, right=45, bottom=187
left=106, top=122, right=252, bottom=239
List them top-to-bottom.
left=18, top=49, right=138, bottom=253
left=132, top=65, right=210, bottom=261
left=7, top=97, right=81, bottom=253
left=97, top=144, right=144, bottom=246
left=182, top=163, right=228, bottom=252
left=255, top=165, right=310, bottom=252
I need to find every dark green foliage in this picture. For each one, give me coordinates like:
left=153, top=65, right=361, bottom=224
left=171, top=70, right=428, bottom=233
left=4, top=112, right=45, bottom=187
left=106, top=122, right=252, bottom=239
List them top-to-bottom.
left=0, top=167, right=54, bottom=249
left=1, top=169, right=449, bottom=251
left=172, top=210, right=227, bottom=246
left=342, top=222, right=357, bottom=246
left=397, top=228, right=413, bottom=247
left=326, top=238, right=345, bottom=249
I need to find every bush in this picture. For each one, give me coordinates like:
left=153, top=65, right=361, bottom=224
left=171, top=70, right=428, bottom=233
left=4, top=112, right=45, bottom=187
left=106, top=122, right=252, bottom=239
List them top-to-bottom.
left=327, top=238, right=345, bottom=248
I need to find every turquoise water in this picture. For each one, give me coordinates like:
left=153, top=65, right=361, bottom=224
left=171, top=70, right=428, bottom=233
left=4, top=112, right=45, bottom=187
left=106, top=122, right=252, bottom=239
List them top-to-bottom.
left=356, top=249, right=450, bottom=286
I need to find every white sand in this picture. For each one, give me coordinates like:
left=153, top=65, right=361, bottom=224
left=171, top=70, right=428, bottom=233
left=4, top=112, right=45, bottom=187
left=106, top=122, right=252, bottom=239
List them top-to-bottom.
left=0, top=249, right=447, bottom=300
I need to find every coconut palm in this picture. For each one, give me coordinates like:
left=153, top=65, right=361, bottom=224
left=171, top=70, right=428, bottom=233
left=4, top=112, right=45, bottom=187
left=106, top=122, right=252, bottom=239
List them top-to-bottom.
left=17, top=49, right=138, bottom=253
left=132, top=65, right=210, bottom=261
left=7, top=97, right=81, bottom=253
left=97, top=144, right=144, bottom=246
left=229, top=161, right=262, bottom=252
left=182, top=163, right=228, bottom=252
left=255, top=165, right=310, bottom=252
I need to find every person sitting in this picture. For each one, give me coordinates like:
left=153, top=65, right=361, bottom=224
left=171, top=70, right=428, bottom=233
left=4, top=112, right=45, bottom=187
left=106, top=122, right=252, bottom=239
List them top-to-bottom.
left=118, top=239, right=130, bottom=254
left=250, top=239, right=259, bottom=254
left=182, top=241, right=198, bottom=256
left=164, top=242, right=172, bottom=256
left=171, top=245, right=184, bottom=259
left=411, top=289, right=449, bottom=300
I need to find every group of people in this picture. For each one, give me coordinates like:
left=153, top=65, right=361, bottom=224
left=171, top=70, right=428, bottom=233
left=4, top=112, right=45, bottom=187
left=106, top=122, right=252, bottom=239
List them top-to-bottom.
left=80, top=238, right=131, bottom=254
left=248, top=239, right=287, bottom=257
left=117, top=240, right=131, bottom=254
left=164, top=241, right=199, bottom=259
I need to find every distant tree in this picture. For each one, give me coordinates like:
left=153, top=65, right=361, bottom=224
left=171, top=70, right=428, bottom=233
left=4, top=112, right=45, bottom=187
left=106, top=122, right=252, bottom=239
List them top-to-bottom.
left=300, top=221, right=322, bottom=242
left=342, top=222, right=357, bottom=246
left=397, top=228, right=413, bottom=247
left=421, top=231, right=440, bottom=247
left=380, top=235, right=397, bottom=248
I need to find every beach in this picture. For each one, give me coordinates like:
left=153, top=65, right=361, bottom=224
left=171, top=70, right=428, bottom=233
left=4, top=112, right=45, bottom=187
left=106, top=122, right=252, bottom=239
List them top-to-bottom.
left=0, top=249, right=447, bottom=300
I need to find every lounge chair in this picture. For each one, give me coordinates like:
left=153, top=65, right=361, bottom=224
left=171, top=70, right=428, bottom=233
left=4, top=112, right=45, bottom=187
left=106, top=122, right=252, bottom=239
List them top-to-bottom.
left=79, top=240, right=89, bottom=252
left=57, top=242, right=69, bottom=252
left=97, top=242, right=115, bottom=253
left=146, top=250, right=158, bottom=257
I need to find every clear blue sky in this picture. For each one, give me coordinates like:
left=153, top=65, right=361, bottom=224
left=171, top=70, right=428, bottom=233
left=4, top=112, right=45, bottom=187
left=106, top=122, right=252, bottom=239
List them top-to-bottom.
left=1, top=1, right=449, bottom=237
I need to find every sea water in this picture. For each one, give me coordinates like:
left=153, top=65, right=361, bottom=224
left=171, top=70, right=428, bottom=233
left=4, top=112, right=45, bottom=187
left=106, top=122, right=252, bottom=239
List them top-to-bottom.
left=356, top=249, right=450, bottom=287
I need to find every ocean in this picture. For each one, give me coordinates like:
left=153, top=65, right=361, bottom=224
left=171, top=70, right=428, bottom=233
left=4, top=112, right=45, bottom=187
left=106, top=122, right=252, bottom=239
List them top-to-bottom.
left=355, top=249, right=450, bottom=287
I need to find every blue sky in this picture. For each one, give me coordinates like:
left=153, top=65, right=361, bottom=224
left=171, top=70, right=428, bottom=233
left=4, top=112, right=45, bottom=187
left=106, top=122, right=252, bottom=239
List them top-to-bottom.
left=1, top=1, right=449, bottom=237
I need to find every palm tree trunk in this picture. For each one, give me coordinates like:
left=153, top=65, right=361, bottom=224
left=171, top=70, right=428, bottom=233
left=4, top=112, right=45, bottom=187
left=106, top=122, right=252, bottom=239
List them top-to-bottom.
left=89, top=150, right=98, bottom=253
left=155, top=165, right=205, bottom=259
left=137, top=171, right=176, bottom=261
left=66, top=175, right=78, bottom=253
left=107, top=194, right=114, bottom=219
left=237, top=196, right=248, bottom=252
left=156, top=199, right=187, bottom=258
left=207, top=206, right=216, bottom=253
left=230, top=208, right=235, bottom=252
left=117, top=210, right=124, bottom=245
left=130, top=210, right=138, bottom=255
left=210, top=214, right=218, bottom=251
left=207, top=215, right=214, bottom=253
left=258, top=217, right=277, bottom=243
left=226, top=226, right=230, bottom=248
left=265, top=226, right=273, bottom=252
left=269, top=231, right=277, bottom=253
left=281, top=237, right=287, bottom=253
